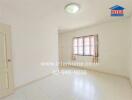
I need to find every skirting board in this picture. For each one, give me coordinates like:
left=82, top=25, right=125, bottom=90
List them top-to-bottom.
left=60, top=65, right=128, bottom=78
left=60, top=65, right=132, bottom=88
left=15, top=73, right=54, bottom=90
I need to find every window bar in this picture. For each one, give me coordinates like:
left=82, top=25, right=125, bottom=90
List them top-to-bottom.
left=89, top=36, right=92, bottom=56
left=83, top=37, right=85, bottom=56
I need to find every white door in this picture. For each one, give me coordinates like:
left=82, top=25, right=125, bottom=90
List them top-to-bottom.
left=0, top=23, right=14, bottom=98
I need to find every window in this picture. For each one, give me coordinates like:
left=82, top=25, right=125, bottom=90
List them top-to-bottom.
left=73, top=35, right=98, bottom=56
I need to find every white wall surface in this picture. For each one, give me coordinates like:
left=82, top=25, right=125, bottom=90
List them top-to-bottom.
left=0, top=8, right=59, bottom=87
left=59, top=19, right=130, bottom=77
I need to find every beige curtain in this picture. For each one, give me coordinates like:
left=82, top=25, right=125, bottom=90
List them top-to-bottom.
left=93, top=34, right=99, bottom=63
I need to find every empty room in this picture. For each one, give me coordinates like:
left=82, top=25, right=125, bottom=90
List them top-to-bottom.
left=0, top=0, right=132, bottom=100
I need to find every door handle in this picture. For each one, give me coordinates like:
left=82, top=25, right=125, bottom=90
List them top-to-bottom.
left=8, top=59, right=12, bottom=62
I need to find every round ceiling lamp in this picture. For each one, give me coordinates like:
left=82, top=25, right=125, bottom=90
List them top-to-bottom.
left=65, top=3, right=80, bottom=14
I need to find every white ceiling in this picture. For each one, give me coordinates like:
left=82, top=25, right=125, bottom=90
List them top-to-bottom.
left=0, top=0, right=132, bottom=32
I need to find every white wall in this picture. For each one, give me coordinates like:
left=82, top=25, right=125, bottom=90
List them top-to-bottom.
left=0, top=8, right=58, bottom=87
left=129, top=16, right=132, bottom=84
left=59, top=19, right=130, bottom=77
left=13, top=20, right=59, bottom=87
left=12, top=23, right=59, bottom=87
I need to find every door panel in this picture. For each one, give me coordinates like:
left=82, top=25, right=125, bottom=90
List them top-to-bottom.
left=0, top=24, right=14, bottom=98
left=0, top=33, right=6, bottom=69
left=0, top=72, right=9, bottom=90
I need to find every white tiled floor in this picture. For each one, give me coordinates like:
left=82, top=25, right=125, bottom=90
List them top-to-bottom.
left=1, top=70, right=132, bottom=100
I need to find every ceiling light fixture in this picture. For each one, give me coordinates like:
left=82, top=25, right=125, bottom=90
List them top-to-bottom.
left=65, top=3, right=80, bottom=14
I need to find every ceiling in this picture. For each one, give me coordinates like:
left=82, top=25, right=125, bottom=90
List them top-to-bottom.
left=0, top=0, right=132, bottom=32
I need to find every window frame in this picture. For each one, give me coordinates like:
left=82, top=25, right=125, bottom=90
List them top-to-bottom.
left=72, top=35, right=98, bottom=56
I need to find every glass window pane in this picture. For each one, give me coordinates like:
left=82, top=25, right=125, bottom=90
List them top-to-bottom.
left=73, top=36, right=96, bottom=56
left=90, top=36, right=95, bottom=46
left=90, top=36, right=95, bottom=55
left=84, top=37, right=90, bottom=45
left=73, top=38, right=78, bottom=46
left=78, top=38, right=83, bottom=46
left=73, top=46, right=78, bottom=54
left=78, top=46, right=83, bottom=55
left=84, top=46, right=90, bottom=55
left=91, top=46, right=95, bottom=56
left=74, top=50, right=78, bottom=54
